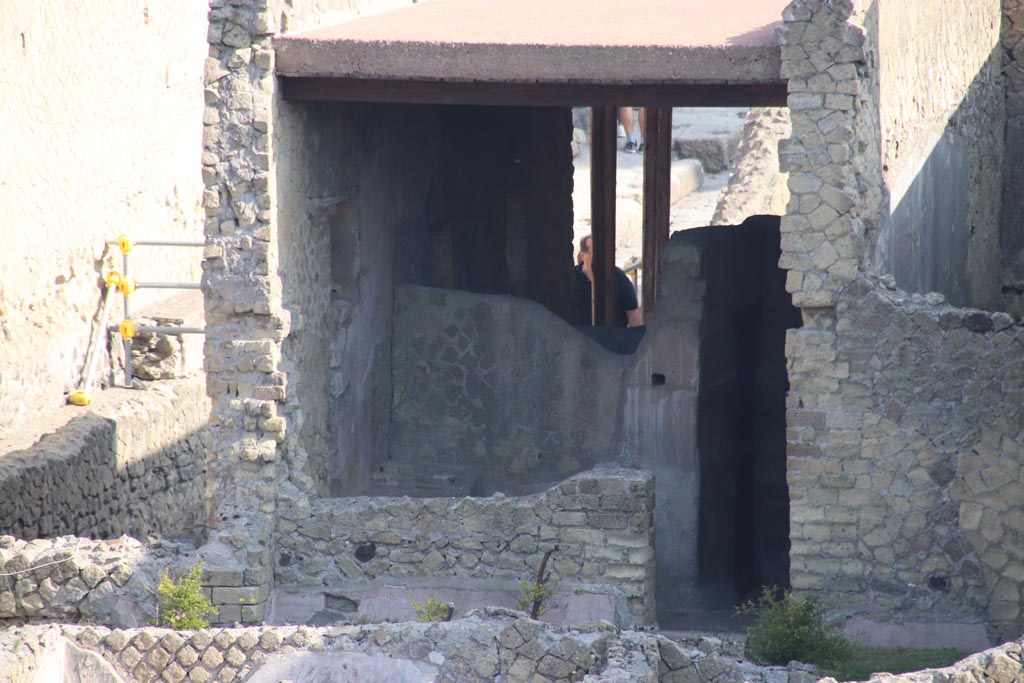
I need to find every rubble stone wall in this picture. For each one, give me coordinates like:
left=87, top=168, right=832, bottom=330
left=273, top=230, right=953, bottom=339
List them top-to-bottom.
left=200, top=0, right=419, bottom=623
left=781, top=0, right=1024, bottom=639
left=0, top=1, right=207, bottom=433
left=711, top=108, right=791, bottom=226
left=0, top=377, right=208, bottom=542
left=276, top=469, right=657, bottom=626
left=0, top=536, right=157, bottom=625
left=0, top=616, right=828, bottom=683
left=4, top=619, right=1022, bottom=683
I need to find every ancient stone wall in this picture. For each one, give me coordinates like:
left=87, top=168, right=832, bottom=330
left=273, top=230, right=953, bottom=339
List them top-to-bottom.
left=200, top=0, right=421, bottom=623
left=780, top=0, right=1024, bottom=639
left=871, top=0, right=1004, bottom=309
left=1001, top=0, right=1024, bottom=305
left=0, top=1, right=207, bottom=432
left=711, top=108, right=791, bottom=226
left=389, top=286, right=626, bottom=497
left=0, top=377, right=208, bottom=542
left=276, top=469, right=656, bottom=627
left=0, top=536, right=156, bottom=625
left=0, top=613, right=826, bottom=683
left=6, top=619, right=1023, bottom=683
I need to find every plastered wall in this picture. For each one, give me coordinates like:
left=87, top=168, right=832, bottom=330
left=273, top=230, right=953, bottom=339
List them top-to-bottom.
left=870, top=0, right=1003, bottom=309
left=0, top=1, right=207, bottom=433
left=389, top=286, right=625, bottom=498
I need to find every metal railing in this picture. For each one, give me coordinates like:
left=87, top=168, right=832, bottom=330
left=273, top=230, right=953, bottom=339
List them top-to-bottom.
left=69, top=236, right=204, bottom=405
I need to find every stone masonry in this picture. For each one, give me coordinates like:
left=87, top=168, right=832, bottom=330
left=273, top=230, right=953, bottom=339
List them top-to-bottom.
left=199, top=0, right=422, bottom=623
left=780, top=0, right=1024, bottom=641
left=0, top=377, right=208, bottom=543
left=277, top=469, right=657, bottom=626
left=0, top=614, right=826, bottom=683
left=6, top=616, right=1024, bottom=683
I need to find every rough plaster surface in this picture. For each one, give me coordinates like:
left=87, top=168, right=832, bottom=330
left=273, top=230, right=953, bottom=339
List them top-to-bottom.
left=273, top=0, right=786, bottom=85
left=872, top=0, right=1004, bottom=309
left=1001, top=0, right=1024, bottom=299
left=0, top=1, right=207, bottom=432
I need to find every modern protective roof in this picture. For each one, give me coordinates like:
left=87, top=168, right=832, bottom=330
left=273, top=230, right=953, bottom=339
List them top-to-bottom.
left=275, top=0, right=790, bottom=104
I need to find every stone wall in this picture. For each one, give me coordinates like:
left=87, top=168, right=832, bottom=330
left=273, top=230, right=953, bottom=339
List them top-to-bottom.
left=200, top=0, right=421, bottom=624
left=780, top=0, right=1024, bottom=640
left=871, top=0, right=1004, bottom=309
left=1001, top=0, right=1024, bottom=305
left=0, top=1, right=207, bottom=432
left=711, top=108, right=791, bottom=226
left=668, top=218, right=800, bottom=608
left=790, top=278, right=1024, bottom=634
left=389, top=286, right=626, bottom=497
left=0, top=377, right=208, bottom=542
left=276, top=469, right=657, bottom=627
left=0, top=536, right=157, bottom=626
left=0, top=613, right=826, bottom=683
left=7, top=618, right=1023, bottom=683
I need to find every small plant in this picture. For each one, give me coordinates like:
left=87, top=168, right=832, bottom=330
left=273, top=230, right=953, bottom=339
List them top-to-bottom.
left=518, top=545, right=560, bottom=619
left=155, top=563, right=218, bottom=630
left=737, top=586, right=851, bottom=667
left=411, top=596, right=454, bottom=622
left=824, top=645, right=964, bottom=682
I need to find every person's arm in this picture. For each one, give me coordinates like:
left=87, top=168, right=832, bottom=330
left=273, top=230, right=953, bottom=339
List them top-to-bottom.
left=626, top=307, right=644, bottom=327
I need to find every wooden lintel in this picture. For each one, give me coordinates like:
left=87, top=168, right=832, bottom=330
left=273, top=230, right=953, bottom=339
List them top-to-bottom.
left=280, top=77, right=788, bottom=108
left=590, top=106, right=617, bottom=327
left=642, top=106, right=673, bottom=315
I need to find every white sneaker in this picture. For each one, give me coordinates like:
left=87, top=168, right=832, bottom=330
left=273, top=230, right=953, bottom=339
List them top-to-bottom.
left=617, top=124, right=626, bottom=138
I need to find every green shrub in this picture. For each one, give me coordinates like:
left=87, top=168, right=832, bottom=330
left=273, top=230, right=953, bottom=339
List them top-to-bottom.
left=155, top=563, right=218, bottom=630
left=738, top=587, right=851, bottom=667
left=411, top=596, right=454, bottom=622
left=824, top=645, right=964, bottom=681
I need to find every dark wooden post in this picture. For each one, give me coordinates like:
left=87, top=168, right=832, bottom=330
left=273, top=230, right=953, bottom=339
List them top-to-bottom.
left=590, top=106, right=617, bottom=326
left=642, top=106, right=672, bottom=315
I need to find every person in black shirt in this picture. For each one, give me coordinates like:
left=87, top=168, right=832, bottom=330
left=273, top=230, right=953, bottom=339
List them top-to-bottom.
left=574, top=235, right=644, bottom=327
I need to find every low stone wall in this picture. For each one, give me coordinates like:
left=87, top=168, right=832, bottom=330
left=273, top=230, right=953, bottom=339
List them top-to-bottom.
left=0, top=376, right=208, bottom=542
left=276, top=469, right=656, bottom=626
left=0, top=532, right=269, bottom=630
left=0, top=536, right=156, bottom=626
left=0, top=615, right=826, bottom=683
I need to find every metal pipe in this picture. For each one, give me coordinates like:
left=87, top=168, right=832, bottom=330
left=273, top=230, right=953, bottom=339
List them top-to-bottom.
left=106, top=239, right=205, bottom=248
left=123, top=251, right=132, bottom=386
left=135, top=281, right=202, bottom=289
left=69, top=283, right=120, bottom=405
left=108, top=325, right=205, bottom=335
left=136, top=326, right=204, bottom=335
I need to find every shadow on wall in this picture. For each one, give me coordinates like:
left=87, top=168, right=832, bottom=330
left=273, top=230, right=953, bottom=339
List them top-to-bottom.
left=873, top=40, right=1004, bottom=311
left=382, top=216, right=799, bottom=622
left=386, top=285, right=628, bottom=498
left=0, top=381, right=209, bottom=545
